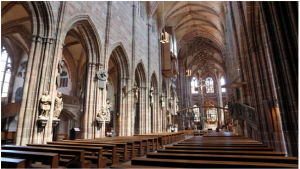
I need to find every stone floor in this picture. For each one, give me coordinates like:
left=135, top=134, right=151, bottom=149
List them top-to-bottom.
left=119, top=135, right=195, bottom=166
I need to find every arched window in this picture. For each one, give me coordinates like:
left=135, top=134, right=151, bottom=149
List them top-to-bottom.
left=1, top=46, right=12, bottom=97
left=59, top=71, right=68, bottom=87
left=221, top=76, right=226, bottom=92
left=191, top=77, right=198, bottom=94
left=205, top=77, right=214, bottom=93
left=193, top=105, right=200, bottom=122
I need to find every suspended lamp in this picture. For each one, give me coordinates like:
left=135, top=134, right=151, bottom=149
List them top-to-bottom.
left=160, top=1, right=169, bottom=44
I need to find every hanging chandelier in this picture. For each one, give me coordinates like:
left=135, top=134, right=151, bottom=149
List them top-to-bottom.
left=160, top=1, right=169, bottom=44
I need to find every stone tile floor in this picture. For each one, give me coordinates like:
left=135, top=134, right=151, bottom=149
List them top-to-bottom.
left=119, top=135, right=195, bottom=166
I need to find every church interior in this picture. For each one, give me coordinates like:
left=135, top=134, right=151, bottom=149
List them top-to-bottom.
left=1, top=1, right=298, bottom=168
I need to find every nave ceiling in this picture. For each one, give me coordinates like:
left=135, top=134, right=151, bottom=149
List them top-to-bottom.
left=151, top=1, right=226, bottom=78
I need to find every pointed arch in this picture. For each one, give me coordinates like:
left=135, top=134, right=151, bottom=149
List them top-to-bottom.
left=19, top=1, right=55, bottom=37
left=62, top=14, right=102, bottom=64
left=107, top=42, right=130, bottom=79
left=135, top=61, right=147, bottom=87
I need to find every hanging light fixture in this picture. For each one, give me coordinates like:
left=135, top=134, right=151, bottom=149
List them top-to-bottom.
left=160, top=1, right=169, bottom=44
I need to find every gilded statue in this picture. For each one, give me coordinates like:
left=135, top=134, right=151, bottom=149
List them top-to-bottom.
left=39, top=91, right=51, bottom=118
left=53, top=92, right=63, bottom=119
left=167, top=113, right=172, bottom=124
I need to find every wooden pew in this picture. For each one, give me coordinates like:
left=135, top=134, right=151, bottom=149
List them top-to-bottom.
left=1, top=131, right=16, bottom=144
left=54, top=133, right=68, bottom=141
left=109, top=137, right=147, bottom=156
left=65, top=139, right=131, bottom=161
left=46, top=142, right=119, bottom=164
left=27, top=144, right=105, bottom=168
left=2, top=145, right=90, bottom=168
left=164, top=146, right=274, bottom=151
left=156, top=149, right=286, bottom=156
left=1, top=150, right=59, bottom=168
left=146, top=152, right=298, bottom=164
left=1, top=157, right=26, bottom=168
left=130, top=157, right=298, bottom=168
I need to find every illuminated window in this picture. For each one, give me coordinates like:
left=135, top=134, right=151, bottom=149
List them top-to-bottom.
left=1, top=46, right=12, bottom=97
left=59, top=71, right=68, bottom=87
left=221, top=76, right=226, bottom=92
left=191, top=77, right=198, bottom=94
left=205, top=77, right=214, bottom=93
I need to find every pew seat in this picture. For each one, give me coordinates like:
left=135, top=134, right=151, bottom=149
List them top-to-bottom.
left=1, top=157, right=26, bottom=168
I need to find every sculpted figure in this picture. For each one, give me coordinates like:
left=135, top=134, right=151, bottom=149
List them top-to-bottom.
left=56, top=59, right=65, bottom=87
left=134, top=81, right=139, bottom=103
left=149, top=87, right=154, bottom=104
left=39, top=91, right=51, bottom=118
left=53, top=92, right=63, bottom=119
left=161, top=95, right=165, bottom=108
left=169, top=97, right=173, bottom=108
left=106, top=100, right=111, bottom=121
left=97, top=106, right=108, bottom=121
left=167, top=113, right=172, bottom=124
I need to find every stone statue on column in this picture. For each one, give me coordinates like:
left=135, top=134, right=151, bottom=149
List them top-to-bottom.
left=56, top=59, right=65, bottom=87
left=134, top=81, right=139, bottom=103
left=149, top=87, right=154, bottom=106
left=39, top=91, right=52, bottom=118
left=53, top=92, right=63, bottom=119
left=161, top=95, right=165, bottom=108
left=169, top=97, right=173, bottom=109
left=106, top=100, right=111, bottom=121
left=96, top=106, right=108, bottom=121
left=167, top=112, right=172, bottom=125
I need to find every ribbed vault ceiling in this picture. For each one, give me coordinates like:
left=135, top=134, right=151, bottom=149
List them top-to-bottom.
left=151, top=1, right=226, bottom=76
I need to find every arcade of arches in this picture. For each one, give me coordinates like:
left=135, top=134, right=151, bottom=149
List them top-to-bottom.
left=1, top=1, right=298, bottom=157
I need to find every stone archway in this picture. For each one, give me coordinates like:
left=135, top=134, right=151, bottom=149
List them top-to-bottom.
left=107, top=44, right=130, bottom=136
left=134, top=62, right=147, bottom=134
left=150, top=73, right=159, bottom=133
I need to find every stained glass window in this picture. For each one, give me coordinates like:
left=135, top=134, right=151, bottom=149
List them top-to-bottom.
left=1, top=46, right=12, bottom=97
left=191, top=77, right=198, bottom=93
left=206, top=77, right=214, bottom=93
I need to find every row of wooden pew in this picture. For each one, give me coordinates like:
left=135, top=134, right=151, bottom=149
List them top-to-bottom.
left=1, top=131, right=16, bottom=144
left=1, top=132, right=184, bottom=168
left=111, top=132, right=298, bottom=168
